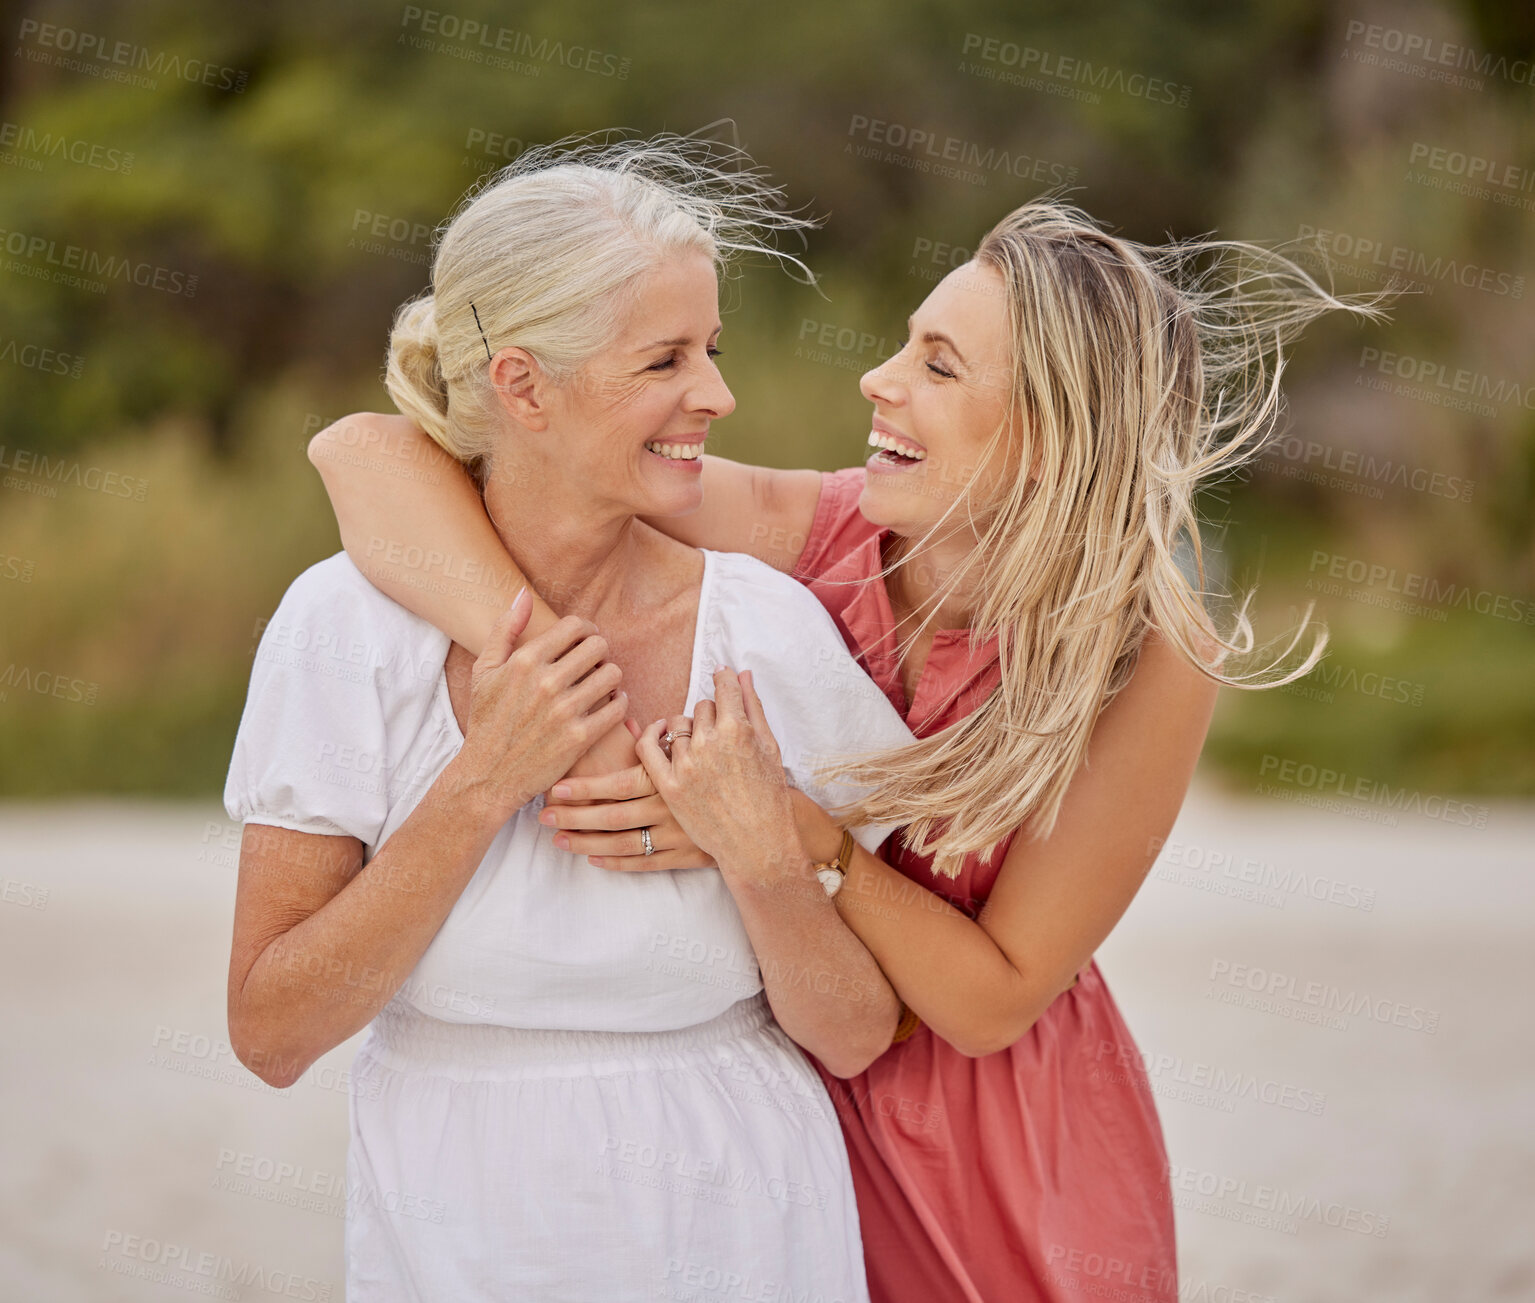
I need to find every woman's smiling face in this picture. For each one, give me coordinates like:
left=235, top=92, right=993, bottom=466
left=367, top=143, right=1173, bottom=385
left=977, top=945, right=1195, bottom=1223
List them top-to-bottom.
left=539, top=252, right=735, bottom=518
left=857, top=261, right=1020, bottom=538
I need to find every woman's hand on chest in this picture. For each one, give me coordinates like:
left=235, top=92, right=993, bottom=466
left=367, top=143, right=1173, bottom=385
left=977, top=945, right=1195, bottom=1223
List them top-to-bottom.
left=635, top=667, right=804, bottom=885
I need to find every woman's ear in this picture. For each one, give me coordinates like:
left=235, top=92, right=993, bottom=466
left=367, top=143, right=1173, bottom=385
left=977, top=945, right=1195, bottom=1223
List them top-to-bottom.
left=488, top=347, right=549, bottom=430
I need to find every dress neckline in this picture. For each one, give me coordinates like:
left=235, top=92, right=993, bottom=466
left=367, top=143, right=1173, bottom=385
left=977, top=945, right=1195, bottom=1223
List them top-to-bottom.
left=851, top=527, right=1000, bottom=727
left=434, top=549, right=717, bottom=749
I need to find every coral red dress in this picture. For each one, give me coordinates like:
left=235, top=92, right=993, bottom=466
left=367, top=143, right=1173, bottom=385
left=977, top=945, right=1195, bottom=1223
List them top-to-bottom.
left=793, top=467, right=1177, bottom=1303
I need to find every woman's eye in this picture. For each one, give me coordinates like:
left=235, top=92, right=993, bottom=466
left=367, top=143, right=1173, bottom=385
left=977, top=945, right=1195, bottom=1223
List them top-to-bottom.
left=648, top=347, right=722, bottom=371
left=926, top=361, right=955, bottom=379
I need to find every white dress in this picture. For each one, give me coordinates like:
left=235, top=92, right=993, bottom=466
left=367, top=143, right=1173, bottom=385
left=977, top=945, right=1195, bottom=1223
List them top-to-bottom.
left=224, top=549, right=917, bottom=1303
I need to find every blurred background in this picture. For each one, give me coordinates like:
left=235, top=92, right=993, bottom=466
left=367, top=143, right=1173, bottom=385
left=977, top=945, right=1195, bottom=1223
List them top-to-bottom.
left=1, top=0, right=1531, bottom=1299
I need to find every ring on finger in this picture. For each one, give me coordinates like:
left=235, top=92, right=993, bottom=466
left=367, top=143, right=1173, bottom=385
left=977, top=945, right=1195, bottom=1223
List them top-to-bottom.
left=640, top=826, right=654, bottom=856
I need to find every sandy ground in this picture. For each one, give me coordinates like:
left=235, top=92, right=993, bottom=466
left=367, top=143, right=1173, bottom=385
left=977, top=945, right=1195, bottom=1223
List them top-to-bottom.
left=2, top=787, right=1531, bottom=1302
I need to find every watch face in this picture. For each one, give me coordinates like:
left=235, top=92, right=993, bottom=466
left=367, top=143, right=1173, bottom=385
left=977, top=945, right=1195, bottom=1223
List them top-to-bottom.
left=816, top=867, right=843, bottom=896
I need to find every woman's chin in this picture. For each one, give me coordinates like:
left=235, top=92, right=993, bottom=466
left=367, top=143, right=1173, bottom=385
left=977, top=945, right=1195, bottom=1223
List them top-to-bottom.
left=857, top=469, right=928, bottom=532
left=639, top=479, right=706, bottom=519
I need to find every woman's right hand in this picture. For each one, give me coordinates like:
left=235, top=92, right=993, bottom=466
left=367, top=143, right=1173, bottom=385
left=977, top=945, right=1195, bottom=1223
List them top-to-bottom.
left=449, top=588, right=629, bottom=826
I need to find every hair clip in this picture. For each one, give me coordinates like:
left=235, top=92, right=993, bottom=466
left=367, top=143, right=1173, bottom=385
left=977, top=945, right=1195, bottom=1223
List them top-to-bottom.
left=469, top=302, right=493, bottom=361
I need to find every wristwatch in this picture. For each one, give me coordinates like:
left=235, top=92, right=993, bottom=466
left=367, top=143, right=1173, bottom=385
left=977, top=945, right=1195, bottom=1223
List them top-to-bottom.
left=812, top=828, right=857, bottom=897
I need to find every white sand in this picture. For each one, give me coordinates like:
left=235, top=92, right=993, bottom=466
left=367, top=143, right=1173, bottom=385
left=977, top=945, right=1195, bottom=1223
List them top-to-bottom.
left=1, top=788, right=1530, bottom=1301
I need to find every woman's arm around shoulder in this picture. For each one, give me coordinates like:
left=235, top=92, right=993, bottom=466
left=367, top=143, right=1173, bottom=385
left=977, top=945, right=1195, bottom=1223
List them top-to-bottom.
left=307, top=413, right=522, bottom=655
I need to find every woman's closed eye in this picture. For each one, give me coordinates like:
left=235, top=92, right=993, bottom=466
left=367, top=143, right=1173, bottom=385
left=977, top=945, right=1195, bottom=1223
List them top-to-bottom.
left=895, top=335, right=955, bottom=380
left=647, top=346, right=723, bottom=372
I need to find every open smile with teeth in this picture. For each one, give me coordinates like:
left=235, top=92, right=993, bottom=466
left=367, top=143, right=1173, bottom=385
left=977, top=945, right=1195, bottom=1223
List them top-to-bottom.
left=867, top=431, right=927, bottom=463
left=643, top=441, right=704, bottom=460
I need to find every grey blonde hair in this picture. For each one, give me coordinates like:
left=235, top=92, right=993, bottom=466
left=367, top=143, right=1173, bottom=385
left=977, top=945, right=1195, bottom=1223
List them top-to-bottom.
left=385, top=132, right=814, bottom=478
left=821, top=198, right=1391, bottom=880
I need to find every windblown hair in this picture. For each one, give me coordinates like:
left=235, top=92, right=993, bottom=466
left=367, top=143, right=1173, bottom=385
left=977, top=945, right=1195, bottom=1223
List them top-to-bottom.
left=384, top=131, right=814, bottom=479
left=818, top=198, right=1390, bottom=880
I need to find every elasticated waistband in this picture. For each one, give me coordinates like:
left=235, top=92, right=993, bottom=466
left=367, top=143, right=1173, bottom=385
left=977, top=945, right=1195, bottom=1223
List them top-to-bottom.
left=362, top=990, right=777, bottom=1080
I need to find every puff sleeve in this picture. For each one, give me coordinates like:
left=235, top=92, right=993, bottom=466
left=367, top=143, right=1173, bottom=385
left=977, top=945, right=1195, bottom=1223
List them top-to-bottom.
left=223, top=555, right=403, bottom=851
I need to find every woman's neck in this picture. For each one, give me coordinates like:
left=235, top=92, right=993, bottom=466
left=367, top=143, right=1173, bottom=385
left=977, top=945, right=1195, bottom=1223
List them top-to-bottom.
left=481, top=464, right=659, bottom=623
left=882, top=529, right=980, bottom=633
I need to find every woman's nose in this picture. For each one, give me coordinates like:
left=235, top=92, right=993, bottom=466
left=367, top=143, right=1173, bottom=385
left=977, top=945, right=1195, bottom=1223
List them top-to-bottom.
left=860, top=354, right=904, bottom=406
left=692, top=361, right=736, bottom=419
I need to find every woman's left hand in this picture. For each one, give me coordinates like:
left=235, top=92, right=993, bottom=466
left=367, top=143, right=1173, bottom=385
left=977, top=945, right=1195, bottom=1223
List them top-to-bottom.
left=635, top=667, right=799, bottom=883
left=538, top=751, right=716, bottom=872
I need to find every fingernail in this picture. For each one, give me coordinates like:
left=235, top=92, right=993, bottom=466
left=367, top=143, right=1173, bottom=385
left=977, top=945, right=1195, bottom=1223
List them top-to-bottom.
left=550, top=784, right=571, bottom=799
left=538, top=809, right=556, bottom=824
left=553, top=834, right=568, bottom=850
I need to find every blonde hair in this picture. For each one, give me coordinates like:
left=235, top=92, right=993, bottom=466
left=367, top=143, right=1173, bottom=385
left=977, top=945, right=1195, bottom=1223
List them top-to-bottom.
left=385, top=132, right=813, bottom=478
left=821, top=197, right=1391, bottom=880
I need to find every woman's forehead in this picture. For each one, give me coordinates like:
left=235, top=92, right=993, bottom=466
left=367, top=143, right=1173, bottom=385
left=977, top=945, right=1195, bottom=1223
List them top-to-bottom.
left=915, top=263, right=1009, bottom=349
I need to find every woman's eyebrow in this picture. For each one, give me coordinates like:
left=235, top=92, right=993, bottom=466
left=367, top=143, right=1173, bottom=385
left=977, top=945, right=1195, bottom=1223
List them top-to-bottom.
left=906, top=315, right=968, bottom=364
left=635, top=325, right=725, bottom=352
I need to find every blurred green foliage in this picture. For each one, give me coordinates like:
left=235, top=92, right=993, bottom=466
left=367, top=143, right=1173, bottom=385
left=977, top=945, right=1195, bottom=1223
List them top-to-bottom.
left=0, top=0, right=1530, bottom=797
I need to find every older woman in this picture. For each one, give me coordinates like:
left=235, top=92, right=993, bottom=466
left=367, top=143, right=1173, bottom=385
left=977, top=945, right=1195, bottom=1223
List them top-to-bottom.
left=223, top=140, right=915, bottom=1301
